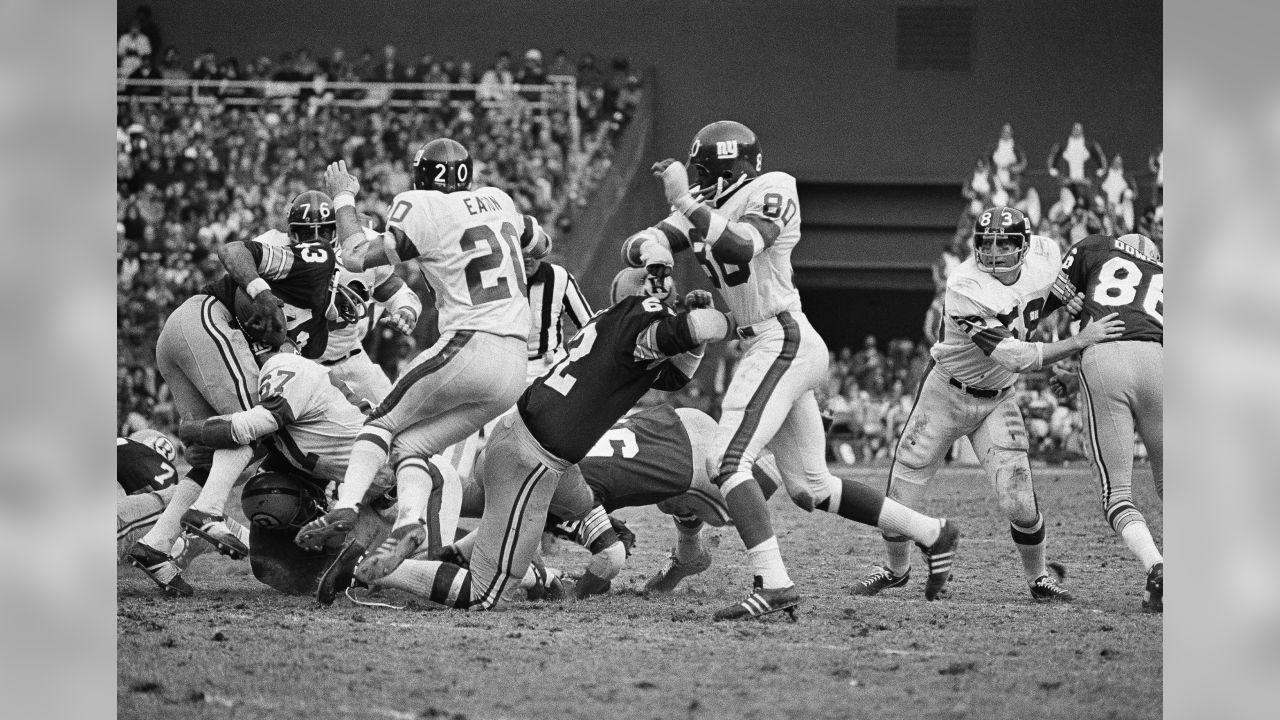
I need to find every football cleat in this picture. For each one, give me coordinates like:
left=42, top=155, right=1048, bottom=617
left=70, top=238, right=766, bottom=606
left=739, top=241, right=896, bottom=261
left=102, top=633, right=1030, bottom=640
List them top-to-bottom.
left=294, top=507, right=359, bottom=552
left=180, top=509, right=249, bottom=560
left=917, top=519, right=961, bottom=601
left=354, top=522, right=426, bottom=584
left=316, top=539, right=368, bottom=606
left=127, top=541, right=194, bottom=597
left=644, top=548, right=712, bottom=594
left=1142, top=562, right=1163, bottom=613
left=851, top=565, right=910, bottom=597
left=1030, top=565, right=1075, bottom=603
left=713, top=576, right=801, bottom=621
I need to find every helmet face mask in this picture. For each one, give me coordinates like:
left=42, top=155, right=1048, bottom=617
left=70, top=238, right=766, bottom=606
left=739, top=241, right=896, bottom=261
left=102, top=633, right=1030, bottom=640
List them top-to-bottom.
left=687, top=121, right=761, bottom=207
left=413, top=138, right=473, bottom=193
left=287, top=190, right=337, bottom=245
left=973, top=206, right=1030, bottom=275
left=609, top=265, right=675, bottom=304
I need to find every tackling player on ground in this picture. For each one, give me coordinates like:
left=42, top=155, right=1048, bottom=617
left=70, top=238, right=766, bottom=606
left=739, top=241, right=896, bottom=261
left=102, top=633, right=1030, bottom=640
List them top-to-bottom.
left=623, top=121, right=961, bottom=619
left=852, top=206, right=1122, bottom=603
left=1051, top=233, right=1164, bottom=612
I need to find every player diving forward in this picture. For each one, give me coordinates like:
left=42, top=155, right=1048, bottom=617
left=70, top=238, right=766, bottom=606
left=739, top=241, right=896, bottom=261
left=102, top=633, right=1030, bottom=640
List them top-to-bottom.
left=623, top=120, right=960, bottom=619
left=294, top=139, right=551, bottom=575
left=852, top=206, right=1123, bottom=602
left=1051, top=233, right=1164, bottom=612
left=328, top=255, right=730, bottom=610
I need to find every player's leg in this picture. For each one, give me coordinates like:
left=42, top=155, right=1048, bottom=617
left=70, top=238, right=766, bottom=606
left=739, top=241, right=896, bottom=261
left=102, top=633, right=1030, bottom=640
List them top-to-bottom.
left=1082, top=343, right=1163, bottom=609
left=331, top=350, right=395, bottom=409
left=850, top=370, right=961, bottom=597
left=969, top=392, right=1069, bottom=601
left=546, top=467, right=624, bottom=598
left=118, top=487, right=175, bottom=561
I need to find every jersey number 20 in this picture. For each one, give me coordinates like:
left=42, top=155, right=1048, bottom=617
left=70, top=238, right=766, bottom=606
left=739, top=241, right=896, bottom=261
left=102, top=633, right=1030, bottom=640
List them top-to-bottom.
left=460, top=222, right=528, bottom=305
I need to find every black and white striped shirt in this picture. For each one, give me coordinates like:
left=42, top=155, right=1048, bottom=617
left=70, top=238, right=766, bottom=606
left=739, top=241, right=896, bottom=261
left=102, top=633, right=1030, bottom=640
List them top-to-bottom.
left=527, top=261, right=593, bottom=360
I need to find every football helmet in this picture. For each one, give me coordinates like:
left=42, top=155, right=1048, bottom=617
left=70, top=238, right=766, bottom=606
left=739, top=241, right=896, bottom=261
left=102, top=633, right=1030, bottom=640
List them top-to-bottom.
left=688, top=120, right=762, bottom=207
left=412, top=138, right=472, bottom=193
left=287, top=190, right=337, bottom=244
left=973, top=205, right=1031, bottom=274
left=610, top=244, right=675, bottom=303
left=328, top=281, right=369, bottom=325
left=128, top=428, right=176, bottom=464
left=240, top=471, right=324, bottom=529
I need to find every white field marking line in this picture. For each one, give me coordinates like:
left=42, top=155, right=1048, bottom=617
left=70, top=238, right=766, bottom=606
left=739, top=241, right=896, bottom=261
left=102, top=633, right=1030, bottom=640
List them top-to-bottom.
left=193, top=692, right=431, bottom=720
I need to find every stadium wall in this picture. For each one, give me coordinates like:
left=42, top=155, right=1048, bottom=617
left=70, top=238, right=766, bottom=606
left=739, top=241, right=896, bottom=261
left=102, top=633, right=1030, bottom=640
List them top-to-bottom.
left=129, top=0, right=1162, bottom=185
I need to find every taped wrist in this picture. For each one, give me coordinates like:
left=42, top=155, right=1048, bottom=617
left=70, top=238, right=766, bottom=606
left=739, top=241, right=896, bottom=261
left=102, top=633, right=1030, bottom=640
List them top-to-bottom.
left=333, top=192, right=356, bottom=210
left=246, top=278, right=270, bottom=300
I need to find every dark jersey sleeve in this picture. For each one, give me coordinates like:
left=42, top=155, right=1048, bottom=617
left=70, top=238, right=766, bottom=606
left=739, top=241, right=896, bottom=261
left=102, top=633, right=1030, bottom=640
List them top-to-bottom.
left=1070, top=235, right=1164, bottom=344
left=117, top=438, right=178, bottom=494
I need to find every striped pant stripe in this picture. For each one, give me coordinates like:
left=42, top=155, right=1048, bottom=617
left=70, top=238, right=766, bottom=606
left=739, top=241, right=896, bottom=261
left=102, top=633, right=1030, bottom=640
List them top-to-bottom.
left=199, top=296, right=253, bottom=411
left=719, top=313, right=800, bottom=477
left=368, top=331, right=474, bottom=422
left=1078, top=366, right=1112, bottom=505
left=425, top=460, right=446, bottom=553
left=474, top=464, right=548, bottom=609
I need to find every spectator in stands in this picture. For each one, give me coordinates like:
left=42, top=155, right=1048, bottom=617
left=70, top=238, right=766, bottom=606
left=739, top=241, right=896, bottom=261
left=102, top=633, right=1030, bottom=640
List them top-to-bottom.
left=132, top=5, right=162, bottom=59
left=118, top=18, right=153, bottom=78
left=373, top=44, right=406, bottom=82
left=159, top=46, right=188, bottom=81
left=293, top=48, right=320, bottom=80
left=518, top=48, right=548, bottom=85
left=190, top=49, right=219, bottom=80
left=548, top=49, right=574, bottom=78
left=479, top=51, right=515, bottom=102
left=414, top=52, right=436, bottom=83
left=1047, top=121, right=1107, bottom=204
left=987, top=122, right=1028, bottom=196
left=1148, top=143, right=1163, bottom=207
left=1099, top=154, right=1135, bottom=233
left=962, top=157, right=996, bottom=217
left=851, top=335, right=886, bottom=389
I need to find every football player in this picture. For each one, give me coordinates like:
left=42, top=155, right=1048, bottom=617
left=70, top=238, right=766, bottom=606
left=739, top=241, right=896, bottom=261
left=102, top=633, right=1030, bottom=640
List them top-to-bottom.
left=623, top=121, right=961, bottom=619
left=294, top=140, right=550, bottom=574
left=128, top=190, right=340, bottom=595
left=852, top=206, right=1123, bottom=603
left=259, top=212, right=424, bottom=408
left=1051, top=233, right=1164, bottom=612
left=330, top=254, right=730, bottom=611
left=450, top=403, right=787, bottom=598
left=116, top=430, right=219, bottom=596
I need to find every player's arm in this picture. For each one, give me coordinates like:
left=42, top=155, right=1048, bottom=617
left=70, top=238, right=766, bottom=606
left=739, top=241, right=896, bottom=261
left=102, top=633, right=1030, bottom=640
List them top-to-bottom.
left=652, top=159, right=778, bottom=265
left=323, top=161, right=407, bottom=272
left=620, top=215, right=693, bottom=269
left=219, top=240, right=287, bottom=334
left=561, top=269, right=593, bottom=330
left=372, top=273, right=422, bottom=336
left=950, top=287, right=1122, bottom=372
left=636, top=300, right=732, bottom=390
left=176, top=380, right=300, bottom=448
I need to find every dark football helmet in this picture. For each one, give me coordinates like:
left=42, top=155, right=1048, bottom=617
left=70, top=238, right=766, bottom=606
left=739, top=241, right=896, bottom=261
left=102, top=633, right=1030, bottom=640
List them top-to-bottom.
left=688, top=120, right=762, bottom=207
left=413, top=138, right=472, bottom=193
left=287, top=190, right=337, bottom=244
left=973, top=205, right=1031, bottom=274
left=240, top=471, right=324, bottom=529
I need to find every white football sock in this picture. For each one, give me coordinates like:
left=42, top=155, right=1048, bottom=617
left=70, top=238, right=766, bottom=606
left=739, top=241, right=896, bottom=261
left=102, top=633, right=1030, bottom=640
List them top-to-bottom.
left=190, top=445, right=254, bottom=516
left=878, top=498, right=942, bottom=546
left=1120, top=521, right=1163, bottom=571
left=746, top=537, right=791, bottom=589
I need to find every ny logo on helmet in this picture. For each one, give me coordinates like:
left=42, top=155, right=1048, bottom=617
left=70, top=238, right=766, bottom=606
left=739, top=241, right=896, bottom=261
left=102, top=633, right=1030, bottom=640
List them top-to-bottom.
left=716, top=141, right=739, bottom=159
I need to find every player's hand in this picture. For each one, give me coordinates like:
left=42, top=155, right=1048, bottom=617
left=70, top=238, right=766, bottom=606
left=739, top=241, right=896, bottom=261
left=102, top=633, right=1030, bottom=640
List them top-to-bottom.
left=652, top=158, right=692, bottom=206
left=324, top=160, right=360, bottom=199
left=1048, top=168, right=1060, bottom=178
left=1050, top=272, right=1080, bottom=314
left=250, top=289, right=287, bottom=337
left=685, top=289, right=713, bottom=309
left=1065, top=291, right=1085, bottom=316
left=379, top=307, right=418, bottom=336
left=1075, top=312, right=1125, bottom=346
left=1048, top=364, right=1080, bottom=401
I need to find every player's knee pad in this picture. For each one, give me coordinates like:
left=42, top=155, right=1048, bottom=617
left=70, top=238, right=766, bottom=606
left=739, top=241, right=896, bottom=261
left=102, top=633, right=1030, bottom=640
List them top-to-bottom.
left=990, top=449, right=1037, bottom=523
left=241, top=470, right=325, bottom=530
left=1104, top=499, right=1145, bottom=535
left=585, top=540, right=627, bottom=581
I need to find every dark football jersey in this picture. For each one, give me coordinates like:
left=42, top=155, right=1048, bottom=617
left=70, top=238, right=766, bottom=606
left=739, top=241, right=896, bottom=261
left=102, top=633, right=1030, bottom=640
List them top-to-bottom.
left=1061, top=234, right=1163, bottom=344
left=202, top=239, right=337, bottom=358
left=518, top=296, right=700, bottom=463
left=578, top=404, right=695, bottom=511
left=117, top=437, right=178, bottom=494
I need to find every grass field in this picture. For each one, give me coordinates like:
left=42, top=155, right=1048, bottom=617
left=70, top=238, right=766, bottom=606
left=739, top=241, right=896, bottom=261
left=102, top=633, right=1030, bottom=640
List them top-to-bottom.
left=117, top=463, right=1162, bottom=720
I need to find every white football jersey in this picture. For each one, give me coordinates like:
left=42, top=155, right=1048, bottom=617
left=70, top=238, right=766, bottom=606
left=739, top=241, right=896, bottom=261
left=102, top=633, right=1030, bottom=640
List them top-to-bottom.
left=664, top=171, right=803, bottom=326
left=386, top=187, right=530, bottom=340
left=324, top=227, right=395, bottom=362
left=931, top=234, right=1062, bottom=389
left=256, top=352, right=364, bottom=484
